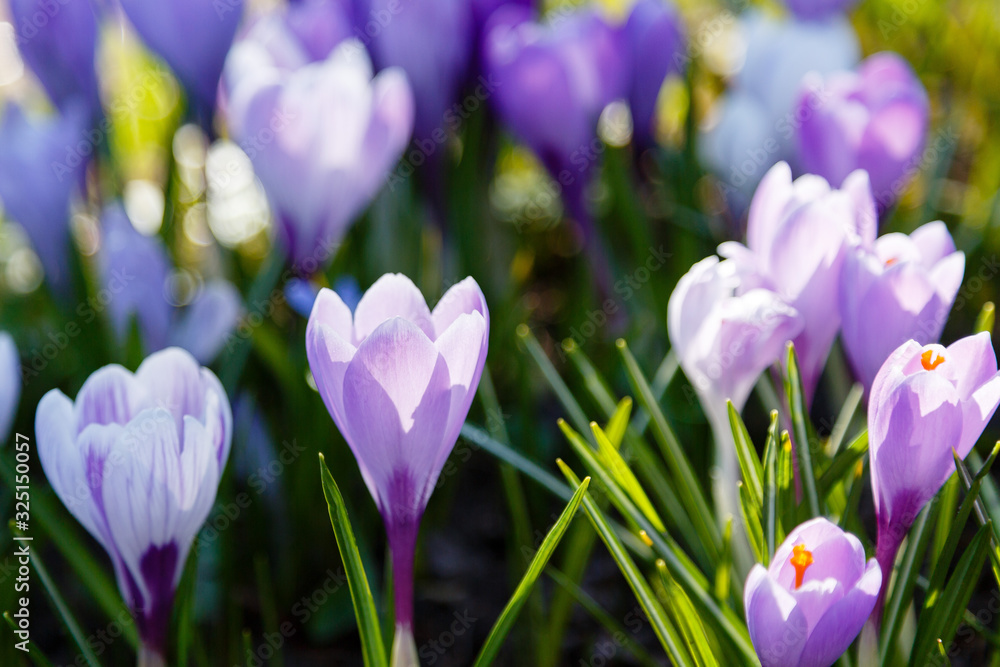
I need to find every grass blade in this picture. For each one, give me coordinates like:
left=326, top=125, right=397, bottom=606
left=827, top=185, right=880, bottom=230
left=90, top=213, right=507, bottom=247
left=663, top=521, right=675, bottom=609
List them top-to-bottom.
left=783, top=343, right=820, bottom=518
left=728, top=402, right=763, bottom=509
left=761, top=411, right=779, bottom=561
left=590, top=422, right=666, bottom=532
left=460, top=423, right=572, bottom=501
left=816, top=430, right=869, bottom=499
left=318, top=454, right=387, bottom=667
left=556, top=461, right=694, bottom=667
left=472, top=477, right=590, bottom=667
left=880, top=503, right=937, bottom=662
left=657, top=560, right=722, bottom=667
left=4, top=612, right=55, bottom=667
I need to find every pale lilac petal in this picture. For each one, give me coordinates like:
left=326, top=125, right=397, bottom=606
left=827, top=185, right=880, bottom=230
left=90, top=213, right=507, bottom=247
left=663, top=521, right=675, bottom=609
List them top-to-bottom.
left=747, top=162, right=794, bottom=256
left=353, top=274, right=435, bottom=342
left=431, top=277, right=490, bottom=340
left=169, top=280, right=244, bottom=364
left=309, top=287, right=355, bottom=342
left=432, top=312, right=488, bottom=473
left=341, top=318, right=452, bottom=519
left=306, top=321, right=358, bottom=435
left=0, top=333, right=20, bottom=441
left=135, top=349, right=208, bottom=440
left=74, top=366, right=149, bottom=432
left=798, top=560, right=881, bottom=667
left=745, top=567, right=808, bottom=667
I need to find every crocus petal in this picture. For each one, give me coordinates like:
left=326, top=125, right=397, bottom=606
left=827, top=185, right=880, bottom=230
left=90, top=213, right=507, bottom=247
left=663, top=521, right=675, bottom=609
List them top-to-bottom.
left=353, top=274, right=435, bottom=342
left=431, top=277, right=490, bottom=339
left=169, top=280, right=244, bottom=364
left=432, top=311, right=488, bottom=472
left=340, top=317, right=452, bottom=518
left=306, top=318, right=358, bottom=435
left=0, top=333, right=20, bottom=441
left=74, top=366, right=150, bottom=431
left=798, top=560, right=881, bottom=667
left=745, top=565, right=809, bottom=667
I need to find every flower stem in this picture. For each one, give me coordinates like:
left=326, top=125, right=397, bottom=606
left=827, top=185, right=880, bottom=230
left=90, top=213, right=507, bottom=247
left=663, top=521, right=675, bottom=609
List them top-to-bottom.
left=391, top=624, right=419, bottom=667
left=137, top=644, right=166, bottom=667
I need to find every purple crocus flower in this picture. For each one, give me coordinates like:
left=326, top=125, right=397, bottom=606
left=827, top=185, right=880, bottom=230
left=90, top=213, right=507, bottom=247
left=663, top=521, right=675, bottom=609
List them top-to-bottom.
left=8, top=0, right=101, bottom=118
left=120, top=0, right=244, bottom=113
left=355, top=0, right=473, bottom=141
left=624, top=0, right=686, bottom=147
left=784, top=0, right=858, bottom=21
left=482, top=5, right=627, bottom=209
left=700, top=11, right=858, bottom=199
left=224, top=29, right=414, bottom=269
left=797, top=52, right=929, bottom=212
left=0, top=103, right=87, bottom=297
left=719, top=162, right=877, bottom=402
left=100, top=205, right=242, bottom=363
left=840, top=221, right=964, bottom=394
left=668, top=256, right=802, bottom=543
left=306, top=273, right=488, bottom=660
left=0, top=332, right=20, bottom=442
left=868, top=334, right=1000, bottom=619
left=35, top=348, right=232, bottom=664
left=744, top=517, right=881, bottom=667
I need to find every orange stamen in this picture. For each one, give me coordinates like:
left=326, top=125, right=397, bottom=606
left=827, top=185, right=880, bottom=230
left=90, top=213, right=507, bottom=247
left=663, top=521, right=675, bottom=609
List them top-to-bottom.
left=885, top=257, right=898, bottom=266
left=921, top=349, right=945, bottom=371
left=790, top=544, right=814, bottom=589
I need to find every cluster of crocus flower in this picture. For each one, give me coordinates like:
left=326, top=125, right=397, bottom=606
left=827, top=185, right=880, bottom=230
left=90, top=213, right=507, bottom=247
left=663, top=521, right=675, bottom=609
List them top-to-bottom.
left=223, top=6, right=414, bottom=269
left=99, top=206, right=243, bottom=364
left=306, top=273, right=489, bottom=662
left=0, top=332, right=20, bottom=442
left=36, top=348, right=232, bottom=665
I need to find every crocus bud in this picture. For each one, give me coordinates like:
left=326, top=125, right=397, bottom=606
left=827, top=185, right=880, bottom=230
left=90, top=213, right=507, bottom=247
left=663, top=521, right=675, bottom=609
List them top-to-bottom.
left=8, top=0, right=101, bottom=118
left=120, top=0, right=244, bottom=113
left=356, top=0, right=473, bottom=141
left=624, top=0, right=686, bottom=147
left=783, top=0, right=858, bottom=21
left=224, top=36, right=414, bottom=269
left=797, top=52, right=929, bottom=212
left=0, top=103, right=88, bottom=297
left=719, top=162, right=876, bottom=402
left=840, top=221, right=964, bottom=393
left=668, top=256, right=802, bottom=541
left=306, top=274, right=488, bottom=656
left=0, top=332, right=20, bottom=442
left=869, top=334, right=1000, bottom=605
left=36, top=348, right=232, bottom=662
left=744, top=517, right=881, bottom=667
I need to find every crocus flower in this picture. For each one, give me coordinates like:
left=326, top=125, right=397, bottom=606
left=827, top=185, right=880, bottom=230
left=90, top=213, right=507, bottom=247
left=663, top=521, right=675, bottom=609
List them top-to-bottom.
left=8, top=0, right=101, bottom=118
left=120, top=0, right=244, bottom=113
left=356, top=0, right=473, bottom=141
left=624, top=0, right=686, bottom=147
left=784, top=0, right=858, bottom=21
left=482, top=5, right=627, bottom=208
left=700, top=10, right=858, bottom=198
left=224, top=35, right=414, bottom=268
left=797, top=52, right=929, bottom=212
left=0, top=103, right=88, bottom=297
left=719, top=162, right=877, bottom=402
left=100, top=205, right=242, bottom=363
left=840, top=221, right=964, bottom=393
left=668, top=256, right=802, bottom=541
left=306, top=273, right=489, bottom=661
left=0, top=332, right=20, bottom=442
left=869, top=335, right=1000, bottom=610
left=36, top=348, right=232, bottom=664
left=744, top=517, right=881, bottom=667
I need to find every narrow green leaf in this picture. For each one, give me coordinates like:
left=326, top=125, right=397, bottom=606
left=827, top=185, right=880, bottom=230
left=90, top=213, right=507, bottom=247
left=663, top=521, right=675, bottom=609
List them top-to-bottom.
left=976, top=301, right=995, bottom=334
left=517, top=325, right=590, bottom=434
left=617, top=339, right=720, bottom=559
left=783, top=343, right=820, bottom=518
left=825, top=383, right=864, bottom=459
left=605, top=397, right=632, bottom=450
left=728, top=401, right=763, bottom=508
left=762, top=411, right=780, bottom=561
left=590, top=422, right=666, bottom=532
left=460, top=423, right=572, bottom=502
left=816, top=430, right=869, bottom=499
left=777, top=432, right=796, bottom=539
left=954, top=443, right=1000, bottom=591
left=318, top=454, right=387, bottom=667
left=556, top=461, right=693, bottom=667
left=923, top=463, right=985, bottom=611
left=930, top=475, right=961, bottom=573
left=472, top=477, right=590, bottom=667
left=738, top=482, right=765, bottom=564
left=881, top=504, right=938, bottom=662
left=714, top=519, right=733, bottom=603
left=909, top=523, right=992, bottom=666
left=657, top=561, right=722, bottom=667
left=546, top=568, right=661, bottom=667
left=4, top=612, right=55, bottom=667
